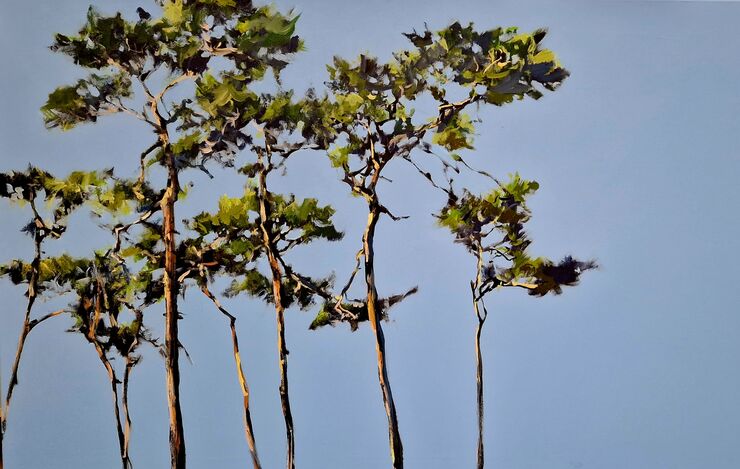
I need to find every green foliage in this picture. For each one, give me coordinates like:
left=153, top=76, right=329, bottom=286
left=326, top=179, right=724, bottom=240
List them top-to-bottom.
left=44, top=1, right=304, bottom=171
left=51, top=3, right=301, bottom=75
left=279, top=22, right=570, bottom=218
left=41, top=73, right=132, bottom=130
left=196, top=73, right=260, bottom=117
left=431, top=113, right=475, bottom=151
left=0, top=167, right=111, bottom=238
left=437, top=172, right=537, bottom=236
left=436, top=174, right=595, bottom=297
left=188, top=186, right=342, bottom=309
left=190, top=188, right=342, bottom=248
left=66, top=252, right=153, bottom=356
left=224, top=268, right=272, bottom=300
left=309, top=286, right=418, bottom=331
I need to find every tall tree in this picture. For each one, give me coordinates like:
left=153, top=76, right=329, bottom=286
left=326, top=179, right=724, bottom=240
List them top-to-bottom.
left=42, top=2, right=303, bottom=466
left=306, top=23, right=569, bottom=468
left=0, top=168, right=109, bottom=468
left=436, top=174, right=595, bottom=468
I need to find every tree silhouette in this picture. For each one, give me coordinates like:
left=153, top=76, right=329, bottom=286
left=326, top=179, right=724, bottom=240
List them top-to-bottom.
left=43, top=2, right=304, bottom=466
left=307, top=23, right=569, bottom=468
left=0, top=168, right=109, bottom=467
left=436, top=174, right=596, bottom=468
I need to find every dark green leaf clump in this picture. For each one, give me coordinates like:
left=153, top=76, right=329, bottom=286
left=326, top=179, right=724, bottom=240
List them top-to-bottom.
left=41, top=74, right=132, bottom=130
left=1, top=167, right=111, bottom=230
left=437, top=174, right=595, bottom=297
left=188, top=187, right=342, bottom=309
left=66, top=252, right=155, bottom=357
left=309, top=287, right=418, bottom=331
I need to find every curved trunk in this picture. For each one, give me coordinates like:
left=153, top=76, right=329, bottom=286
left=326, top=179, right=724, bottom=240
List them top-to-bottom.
left=162, top=152, right=186, bottom=469
left=257, top=171, right=295, bottom=469
left=363, top=206, right=404, bottom=469
left=1, top=234, right=42, bottom=468
left=201, top=286, right=262, bottom=469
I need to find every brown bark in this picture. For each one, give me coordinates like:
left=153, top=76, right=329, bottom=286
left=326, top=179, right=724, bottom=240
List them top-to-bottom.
left=162, top=151, right=186, bottom=469
left=257, top=166, right=295, bottom=469
left=363, top=206, right=404, bottom=469
left=201, top=286, right=262, bottom=469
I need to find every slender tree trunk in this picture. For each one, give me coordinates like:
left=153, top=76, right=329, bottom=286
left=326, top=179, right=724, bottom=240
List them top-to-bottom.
left=162, top=151, right=186, bottom=469
left=257, top=168, right=295, bottom=469
left=363, top=205, right=404, bottom=469
left=0, top=233, right=42, bottom=469
left=472, top=247, right=487, bottom=469
left=270, top=275, right=294, bottom=469
left=92, top=279, right=129, bottom=469
left=201, top=286, right=262, bottom=469
left=4, top=306, right=35, bottom=424
left=474, top=316, right=485, bottom=469
left=229, top=319, right=263, bottom=469
left=93, top=343, right=129, bottom=469
left=122, top=357, right=134, bottom=469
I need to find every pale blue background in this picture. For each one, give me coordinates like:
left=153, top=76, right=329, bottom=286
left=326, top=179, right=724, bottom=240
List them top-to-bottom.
left=2, top=1, right=740, bottom=468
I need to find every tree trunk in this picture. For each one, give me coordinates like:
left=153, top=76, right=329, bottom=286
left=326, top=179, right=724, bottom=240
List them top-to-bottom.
left=162, top=153, right=186, bottom=469
left=257, top=169, right=295, bottom=469
left=363, top=206, right=404, bottom=469
left=0, top=234, right=42, bottom=469
left=471, top=250, right=487, bottom=469
left=270, top=274, right=294, bottom=469
left=92, top=279, right=129, bottom=469
left=200, top=286, right=262, bottom=469
left=475, top=317, right=485, bottom=469
left=229, top=320, right=262, bottom=469
left=93, top=344, right=129, bottom=469
left=122, top=358, right=134, bottom=468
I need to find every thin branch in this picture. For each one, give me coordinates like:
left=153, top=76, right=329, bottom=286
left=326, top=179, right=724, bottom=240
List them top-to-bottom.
left=139, top=141, right=162, bottom=185
left=339, top=248, right=364, bottom=299
left=506, top=281, right=538, bottom=290
left=27, top=309, right=67, bottom=331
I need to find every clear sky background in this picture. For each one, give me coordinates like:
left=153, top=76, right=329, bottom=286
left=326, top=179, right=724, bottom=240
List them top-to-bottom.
left=2, top=1, right=740, bottom=468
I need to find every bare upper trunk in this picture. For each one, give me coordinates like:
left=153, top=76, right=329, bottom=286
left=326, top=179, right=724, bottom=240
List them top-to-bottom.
left=257, top=167, right=295, bottom=469
left=363, top=206, right=404, bottom=469
left=201, top=286, right=262, bottom=469
left=475, top=317, right=485, bottom=469
left=94, top=343, right=129, bottom=469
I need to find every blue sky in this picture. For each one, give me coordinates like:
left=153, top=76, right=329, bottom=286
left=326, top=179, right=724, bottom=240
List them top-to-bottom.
left=2, top=1, right=740, bottom=468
